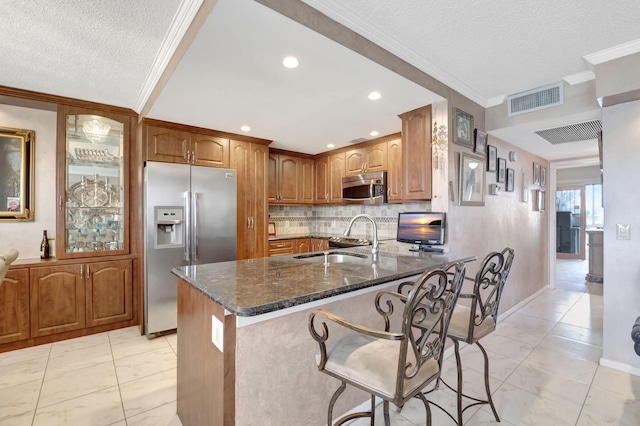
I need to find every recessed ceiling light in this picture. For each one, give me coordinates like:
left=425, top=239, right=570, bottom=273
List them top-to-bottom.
left=283, top=56, right=299, bottom=69
left=368, top=91, right=382, bottom=100
left=241, top=125, right=251, bottom=132
left=370, top=131, right=379, bottom=137
left=327, top=144, right=335, bottom=148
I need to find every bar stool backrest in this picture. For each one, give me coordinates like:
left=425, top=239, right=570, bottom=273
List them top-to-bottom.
left=466, top=247, right=515, bottom=342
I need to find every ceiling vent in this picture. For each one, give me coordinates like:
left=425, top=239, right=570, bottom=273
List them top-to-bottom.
left=507, top=83, right=564, bottom=116
left=535, top=120, right=602, bottom=145
left=347, top=137, right=368, bottom=144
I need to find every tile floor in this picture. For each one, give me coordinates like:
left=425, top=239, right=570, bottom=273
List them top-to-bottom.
left=1, top=258, right=637, bottom=425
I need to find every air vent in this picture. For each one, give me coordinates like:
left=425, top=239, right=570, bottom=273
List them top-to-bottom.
left=507, top=83, right=564, bottom=116
left=535, top=120, right=602, bottom=145
left=347, top=137, right=368, bottom=144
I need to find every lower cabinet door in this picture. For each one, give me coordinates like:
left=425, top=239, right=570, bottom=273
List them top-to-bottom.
left=86, top=260, right=133, bottom=327
left=30, top=264, right=85, bottom=337
left=0, top=269, right=30, bottom=344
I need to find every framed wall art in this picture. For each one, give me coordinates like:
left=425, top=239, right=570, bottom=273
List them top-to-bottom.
left=454, top=108, right=474, bottom=148
left=474, top=129, right=487, bottom=155
left=487, top=145, right=497, bottom=172
left=459, top=152, right=486, bottom=206
left=497, top=158, right=507, bottom=183
left=533, top=162, right=540, bottom=185
left=541, top=166, right=547, bottom=187
left=506, top=168, right=515, bottom=192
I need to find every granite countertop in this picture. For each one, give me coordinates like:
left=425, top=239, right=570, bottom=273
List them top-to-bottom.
left=171, top=248, right=476, bottom=317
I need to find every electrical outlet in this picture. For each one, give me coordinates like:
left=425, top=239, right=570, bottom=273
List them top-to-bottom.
left=211, top=315, right=224, bottom=352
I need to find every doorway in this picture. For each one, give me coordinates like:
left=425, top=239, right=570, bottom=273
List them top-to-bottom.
left=556, top=187, right=585, bottom=260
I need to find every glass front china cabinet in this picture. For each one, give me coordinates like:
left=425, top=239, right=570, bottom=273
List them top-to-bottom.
left=57, top=107, right=130, bottom=258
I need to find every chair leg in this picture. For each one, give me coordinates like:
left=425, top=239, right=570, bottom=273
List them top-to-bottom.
left=453, top=339, right=464, bottom=426
left=477, top=341, right=500, bottom=422
left=328, top=382, right=346, bottom=426
left=415, top=392, right=433, bottom=426
left=383, top=400, right=390, bottom=426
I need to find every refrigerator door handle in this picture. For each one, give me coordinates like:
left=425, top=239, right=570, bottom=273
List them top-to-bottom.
left=184, top=191, right=191, bottom=262
left=192, top=192, right=199, bottom=261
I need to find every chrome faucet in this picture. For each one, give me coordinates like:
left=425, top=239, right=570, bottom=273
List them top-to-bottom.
left=344, top=214, right=379, bottom=256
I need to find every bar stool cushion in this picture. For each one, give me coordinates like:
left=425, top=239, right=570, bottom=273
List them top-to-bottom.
left=447, top=305, right=495, bottom=342
left=320, top=333, right=439, bottom=400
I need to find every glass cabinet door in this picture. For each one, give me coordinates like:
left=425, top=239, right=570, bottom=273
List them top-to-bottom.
left=59, top=110, right=128, bottom=257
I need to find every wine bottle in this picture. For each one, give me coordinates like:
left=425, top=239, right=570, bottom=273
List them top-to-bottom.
left=40, top=230, right=50, bottom=259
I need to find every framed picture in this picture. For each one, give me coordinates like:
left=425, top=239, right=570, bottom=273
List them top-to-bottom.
left=454, top=108, right=474, bottom=148
left=474, top=129, right=487, bottom=154
left=486, top=145, right=497, bottom=172
left=459, top=152, right=486, bottom=206
left=497, top=158, right=507, bottom=183
left=533, top=162, right=540, bottom=185
left=541, top=166, right=547, bottom=187
left=506, top=168, right=515, bottom=192
left=521, top=171, right=529, bottom=203
left=535, top=189, right=546, bottom=211
left=268, top=222, right=276, bottom=236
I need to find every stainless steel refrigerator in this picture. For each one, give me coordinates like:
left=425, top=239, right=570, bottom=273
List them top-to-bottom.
left=144, top=161, right=237, bottom=337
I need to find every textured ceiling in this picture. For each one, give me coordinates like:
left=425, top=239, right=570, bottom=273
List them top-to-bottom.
left=0, top=0, right=181, bottom=108
left=1, top=0, right=639, bottom=160
left=302, top=0, right=640, bottom=106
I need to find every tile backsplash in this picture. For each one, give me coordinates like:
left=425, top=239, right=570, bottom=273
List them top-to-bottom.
left=269, top=202, right=432, bottom=252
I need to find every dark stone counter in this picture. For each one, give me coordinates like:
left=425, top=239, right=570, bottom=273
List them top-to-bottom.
left=171, top=248, right=476, bottom=317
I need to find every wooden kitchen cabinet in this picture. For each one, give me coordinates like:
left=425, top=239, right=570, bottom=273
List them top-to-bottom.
left=398, top=105, right=432, bottom=200
left=57, top=106, right=131, bottom=259
left=145, top=122, right=230, bottom=167
left=387, top=137, right=403, bottom=202
left=231, top=140, right=269, bottom=260
left=345, top=143, right=388, bottom=176
left=315, top=152, right=344, bottom=204
left=269, top=153, right=300, bottom=203
left=329, top=153, right=345, bottom=202
left=315, top=155, right=330, bottom=204
left=299, top=157, right=315, bottom=204
left=294, top=238, right=311, bottom=254
left=311, top=238, right=328, bottom=252
left=268, top=240, right=295, bottom=256
left=29, top=260, right=134, bottom=338
left=86, top=260, right=133, bottom=327
left=30, top=264, right=85, bottom=337
left=0, top=269, right=30, bottom=344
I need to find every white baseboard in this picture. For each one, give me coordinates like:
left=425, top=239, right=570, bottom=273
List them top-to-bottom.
left=498, top=286, right=548, bottom=323
left=600, top=357, right=640, bottom=377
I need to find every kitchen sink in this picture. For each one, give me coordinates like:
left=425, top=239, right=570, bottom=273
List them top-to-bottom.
left=293, top=251, right=369, bottom=264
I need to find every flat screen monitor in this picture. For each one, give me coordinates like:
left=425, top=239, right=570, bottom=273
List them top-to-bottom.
left=396, top=212, right=446, bottom=252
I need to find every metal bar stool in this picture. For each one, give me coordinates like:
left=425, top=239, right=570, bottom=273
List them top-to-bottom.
left=442, top=247, right=515, bottom=425
left=308, top=261, right=466, bottom=426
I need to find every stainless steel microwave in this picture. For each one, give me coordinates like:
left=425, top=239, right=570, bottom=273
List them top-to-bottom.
left=342, top=171, right=387, bottom=204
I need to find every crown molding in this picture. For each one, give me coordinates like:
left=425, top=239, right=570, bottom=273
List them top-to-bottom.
left=132, top=0, right=204, bottom=113
left=301, top=0, right=490, bottom=107
left=584, top=38, right=640, bottom=66
left=563, top=70, right=596, bottom=85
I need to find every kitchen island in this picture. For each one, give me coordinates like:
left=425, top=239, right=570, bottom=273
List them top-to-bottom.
left=172, top=248, right=475, bottom=426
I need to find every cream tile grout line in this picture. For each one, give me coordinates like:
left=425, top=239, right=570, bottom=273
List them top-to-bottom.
left=108, top=332, right=128, bottom=425
left=30, top=344, right=52, bottom=426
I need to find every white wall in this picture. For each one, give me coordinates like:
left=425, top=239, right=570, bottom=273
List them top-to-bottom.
left=601, top=99, right=640, bottom=373
left=0, top=104, right=57, bottom=258
left=448, top=135, right=549, bottom=314
left=557, top=165, right=602, bottom=186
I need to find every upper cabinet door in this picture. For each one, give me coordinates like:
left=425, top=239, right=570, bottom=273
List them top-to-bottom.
left=399, top=105, right=432, bottom=200
left=57, top=106, right=131, bottom=258
left=145, top=125, right=189, bottom=164
left=191, top=134, right=229, bottom=168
